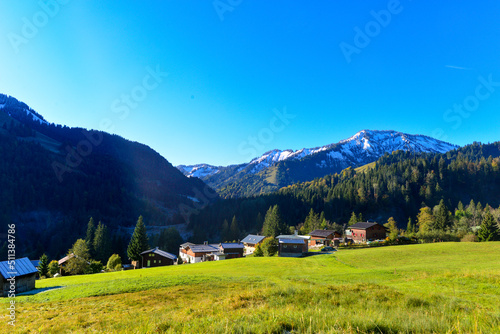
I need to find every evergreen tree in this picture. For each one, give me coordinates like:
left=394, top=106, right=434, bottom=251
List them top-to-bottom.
left=434, top=199, right=451, bottom=230
left=262, top=205, right=285, bottom=237
left=303, top=209, right=320, bottom=234
left=477, top=211, right=500, bottom=242
left=348, top=212, right=358, bottom=226
left=127, top=216, right=149, bottom=262
left=229, top=216, right=240, bottom=241
left=85, top=217, right=96, bottom=257
left=406, top=217, right=414, bottom=234
left=221, top=219, right=230, bottom=242
left=93, top=221, right=111, bottom=263
left=157, top=227, right=183, bottom=255
left=260, top=237, right=278, bottom=256
left=253, top=244, right=264, bottom=257
left=38, top=254, right=49, bottom=278
left=48, top=260, right=59, bottom=277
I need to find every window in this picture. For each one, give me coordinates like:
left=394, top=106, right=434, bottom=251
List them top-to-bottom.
left=159, top=260, right=161, bottom=263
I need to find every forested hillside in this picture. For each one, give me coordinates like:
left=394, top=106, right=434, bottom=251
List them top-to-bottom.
left=189, top=142, right=500, bottom=242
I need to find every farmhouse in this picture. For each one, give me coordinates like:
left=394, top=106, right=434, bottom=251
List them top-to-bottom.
left=347, top=222, right=387, bottom=243
left=308, top=229, right=341, bottom=246
left=276, top=232, right=310, bottom=257
left=241, top=234, right=266, bottom=255
left=178, top=242, right=195, bottom=263
left=181, top=243, right=219, bottom=263
left=219, top=243, right=244, bottom=259
left=140, top=247, right=177, bottom=268
left=0, top=257, right=38, bottom=297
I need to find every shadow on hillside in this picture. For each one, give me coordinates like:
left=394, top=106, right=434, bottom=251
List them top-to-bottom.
left=18, top=286, right=65, bottom=296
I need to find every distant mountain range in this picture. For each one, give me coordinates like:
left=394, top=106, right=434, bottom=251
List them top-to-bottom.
left=177, top=130, right=458, bottom=198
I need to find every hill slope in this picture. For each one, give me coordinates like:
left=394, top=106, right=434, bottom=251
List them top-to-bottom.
left=0, top=94, right=215, bottom=259
left=179, top=130, right=458, bottom=198
left=9, top=243, right=500, bottom=333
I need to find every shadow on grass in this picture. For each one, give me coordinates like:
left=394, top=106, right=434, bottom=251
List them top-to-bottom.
left=18, top=286, right=65, bottom=296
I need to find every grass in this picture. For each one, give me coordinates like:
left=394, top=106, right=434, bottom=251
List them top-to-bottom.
left=2, top=242, right=500, bottom=333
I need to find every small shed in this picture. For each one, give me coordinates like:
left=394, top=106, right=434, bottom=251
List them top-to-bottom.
left=241, top=234, right=266, bottom=255
left=277, top=238, right=308, bottom=257
left=140, top=247, right=177, bottom=268
left=58, top=253, right=75, bottom=276
left=0, top=257, right=38, bottom=297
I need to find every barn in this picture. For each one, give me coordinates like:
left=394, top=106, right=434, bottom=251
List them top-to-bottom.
left=348, top=222, right=387, bottom=243
left=308, top=230, right=341, bottom=246
left=140, top=247, right=177, bottom=268
left=0, top=257, right=38, bottom=297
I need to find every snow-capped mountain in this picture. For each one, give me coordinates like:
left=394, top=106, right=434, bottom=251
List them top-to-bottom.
left=0, top=94, right=49, bottom=125
left=177, top=130, right=458, bottom=197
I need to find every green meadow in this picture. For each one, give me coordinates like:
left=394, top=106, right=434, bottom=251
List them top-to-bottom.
left=2, top=242, right=500, bottom=333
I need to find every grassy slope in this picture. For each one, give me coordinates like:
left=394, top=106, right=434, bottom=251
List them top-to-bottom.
left=3, top=243, right=500, bottom=333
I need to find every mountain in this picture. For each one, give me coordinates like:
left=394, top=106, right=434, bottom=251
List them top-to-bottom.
left=0, top=93, right=215, bottom=259
left=178, top=130, right=458, bottom=198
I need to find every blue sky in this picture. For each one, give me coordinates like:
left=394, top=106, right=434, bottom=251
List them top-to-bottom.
left=1, top=1, right=499, bottom=166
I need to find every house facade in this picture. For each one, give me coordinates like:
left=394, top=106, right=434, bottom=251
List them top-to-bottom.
left=348, top=222, right=387, bottom=243
left=308, top=230, right=341, bottom=246
left=276, top=232, right=310, bottom=257
left=241, top=234, right=266, bottom=255
left=181, top=243, right=220, bottom=263
left=219, top=243, right=244, bottom=259
left=140, top=247, right=177, bottom=268
left=0, top=257, right=38, bottom=296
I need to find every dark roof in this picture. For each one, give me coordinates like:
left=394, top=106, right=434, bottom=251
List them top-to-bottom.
left=348, top=222, right=385, bottom=230
left=309, top=230, right=338, bottom=238
left=241, top=234, right=266, bottom=244
left=279, top=238, right=305, bottom=244
left=180, top=242, right=195, bottom=248
left=220, top=243, right=244, bottom=249
left=188, top=244, right=219, bottom=253
left=140, top=247, right=177, bottom=260
left=0, top=257, right=38, bottom=279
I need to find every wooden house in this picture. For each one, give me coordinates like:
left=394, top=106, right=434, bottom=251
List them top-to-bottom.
left=348, top=222, right=387, bottom=243
left=308, top=230, right=341, bottom=246
left=276, top=232, right=310, bottom=257
left=241, top=235, right=266, bottom=255
left=181, top=243, right=219, bottom=263
left=219, top=243, right=244, bottom=259
left=140, top=247, right=177, bottom=268
left=57, top=253, right=75, bottom=276
left=0, top=257, right=38, bottom=296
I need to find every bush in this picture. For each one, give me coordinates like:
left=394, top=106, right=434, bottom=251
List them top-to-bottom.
left=417, top=230, right=460, bottom=243
left=461, top=234, right=478, bottom=242
left=260, top=238, right=278, bottom=257
left=253, top=244, right=264, bottom=257
left=107, top=254, right=122, bottom=271
left=48, top=260, right=59, bottom=277
left=86, top=260, right=103, bottom=274
left=114, top=263, right=122, bottom=271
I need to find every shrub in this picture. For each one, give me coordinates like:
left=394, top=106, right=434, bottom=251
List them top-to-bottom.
left=461, top=234, right=478, bottom=242
left=261, top=237, right=278, bottom=257
left=253, top=244, right=264, bottom=257
left=107, top=254, right=122, bottom=271
left=48, top=260, right=59, bottom=277
left=86, top=260, right=103, bottom=274
left=114, top=263, right=122, bottom=271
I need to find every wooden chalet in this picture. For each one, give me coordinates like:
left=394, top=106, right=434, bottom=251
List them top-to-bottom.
left=347, top=222, right=387, bottom=243
left=308, top=229, right=341, bottom=246
left=275, top=232, right=310, bottom=257
left=241, top=234, right=266, bottom=255
left=219, top=243, right=244, bottom=259
left=140, top=247, right=177, bottom=268
left=57, top=253, right=75, bottom=276
left=0, top=257, right=38, bottom=296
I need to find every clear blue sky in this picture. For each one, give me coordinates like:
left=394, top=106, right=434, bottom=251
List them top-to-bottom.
left=1, top=1, right=499, bottom=166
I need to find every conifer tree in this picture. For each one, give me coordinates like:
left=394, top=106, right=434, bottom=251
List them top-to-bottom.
left=434, top=199, right=451, bottom=230
left=262, top=205, right=285, bottom=237
left=477, top=211, right=499, bottom=242
left=348, top=212, right=358, bottom=226
left=127, top=216, right=149, bottom=262
left=229, top=216, right=241, bottom=241
left=85, top=217, right=96, bottom=257
left=406, top=218, right=414, bottom=234
left=221, top=219, right=230, bottom=242
left=93, top=221, right=111, bottom=263
left=38, top=254, right=49, bottom=278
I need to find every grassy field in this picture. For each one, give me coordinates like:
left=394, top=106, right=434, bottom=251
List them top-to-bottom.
left=2, top=242, right=500, bottom=333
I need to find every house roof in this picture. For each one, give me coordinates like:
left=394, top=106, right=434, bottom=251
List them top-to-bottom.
left=348, top=222, right=385, bottom=230
left=309, top=230, right=338, bottom=238
left=241, top=234, right=266, bottom=244
left=275, top=234, right=311, bottom=240
left=279, top=238, right=305, bottom=244
left=180, top=242, right=195, bottom=249
left=220, top=243, right=244, bottom=249
left=187, top=244, right=219, bottom=253
left=140, top=247, right=177, bottom=260
left=58, top=253, right=75, bottom=265
left=0, top=257, right=38, bottom=279
left=31, top=260, right=40, bottom=268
